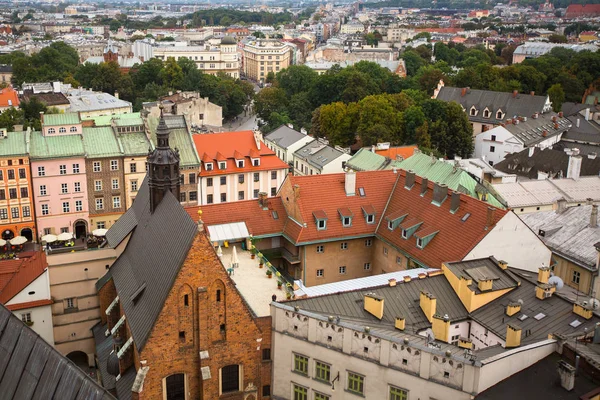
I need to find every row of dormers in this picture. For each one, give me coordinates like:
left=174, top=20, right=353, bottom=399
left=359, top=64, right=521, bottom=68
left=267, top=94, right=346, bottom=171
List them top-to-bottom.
left=468, top=106, right=505, bottom=120
left=203, top=157, right=261, bottom=171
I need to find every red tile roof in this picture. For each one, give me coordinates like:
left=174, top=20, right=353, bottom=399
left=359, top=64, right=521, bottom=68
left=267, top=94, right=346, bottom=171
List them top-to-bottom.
left=566, top=4, right=600, bottom=17
left=0, top=87, right=19, bottom=108
left=194, top=131, right=289, bottom=177
left=374, top=145, right=418, bottom=161
left=282, top=171, right=399, bottom=244
left=376, top=172, right=507, bottom=269
left=186, top=197, right=288, bottom=237
left=0, top=251, right=48, bottom=304
left=6, top=299, right=52, bottom=311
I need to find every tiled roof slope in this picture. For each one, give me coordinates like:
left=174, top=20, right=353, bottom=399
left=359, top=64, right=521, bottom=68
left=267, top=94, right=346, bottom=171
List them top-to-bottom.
left=436, top=86, right=549, bottom=125
left=0, top=87, right=19, bottom=108
left=82, top=127, right=123, bottom=158
left=0, top=130, right=29, bottom=157
left=193, top=130, right=289, bottom=176
left=29, top=131, right=85, bottom=160
left=373, top=145, right=417, bottom=160
left=495, top=147, right=600, bottom=179
left=346, top=148, right=401, bottom=171
left=396, top=152, right=504, bottom=208
left=282, top=171, right=398, bottom=244
left=377, top=172, right=507, bottom=269
left=105, top=177, right=150, bottom=249
left=105, top=181, right=198, bottom=351
left=186, top=197, right=287, bottom=237
left=0, top=251, right=48, bottom=304
left=0, top=303, right=116, bottom=399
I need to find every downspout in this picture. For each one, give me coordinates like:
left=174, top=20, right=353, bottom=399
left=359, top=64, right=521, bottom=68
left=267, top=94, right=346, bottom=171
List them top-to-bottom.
left=303, top=245, right=306, bottom=285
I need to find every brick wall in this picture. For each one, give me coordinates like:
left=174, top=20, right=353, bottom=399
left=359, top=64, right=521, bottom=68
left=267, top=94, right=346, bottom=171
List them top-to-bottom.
left=85, top=157, right=125, bottom=217
left=137, top=231, right=270, bottom=400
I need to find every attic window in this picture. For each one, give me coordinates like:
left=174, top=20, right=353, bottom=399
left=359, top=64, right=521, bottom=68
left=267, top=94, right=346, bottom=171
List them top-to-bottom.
left=470, top=107, right=477, bottom=116
left=483, top=109, right=491, bottom=118
left=497, top=110, right=503, bottom=119
left=252, top=158, right=260, bottom=166
left=237, top=160, right=245, bottom=168
left=219, top=162, right=226, bottom=170
left=205, top=163, right=213, bottom=171
left=358, top=187, right=366, bottom=197
left=338, top=208, right=353, bottom=227
left=272, top=211, right=279, bottom=220
left=461, top=213, right=471, bottom=222
left=366, top=214, right=374, bottom=224
left=342, top=217, right=351, bottom=227
left=317, top=219, right=326, bottom=230
left=388, top=221, right=394, bottom=230
left=416, top=238, right=423, bottom=248
left=570, top=320, right=582, bottom=328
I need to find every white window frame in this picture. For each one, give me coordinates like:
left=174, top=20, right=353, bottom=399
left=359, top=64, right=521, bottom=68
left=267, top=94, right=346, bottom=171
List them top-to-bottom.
left=110, top=160, right=119, bottom=171
left=113, top=196, right=121, bottom=208
left=95, top=198, right=104, bottom=210
left=75, top=200, right=83, bottom=212
left=339, top=266, right=346, bottom=275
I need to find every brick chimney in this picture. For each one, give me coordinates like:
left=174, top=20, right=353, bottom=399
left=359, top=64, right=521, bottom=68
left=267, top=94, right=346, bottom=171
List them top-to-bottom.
left=512, top=90, right=518, bottom=98
left=530, top=91, right=535, bottom=96
left=567, top=154, right=582, bottom=180
left=345, top=169, right=356, bottom=196
left=405, top=170, right=415, bottom=189
left=420, top=178, right=429, bottom=196
left=432, top=182, right=448, bottom=205
left=450, top=191, right=460, bottom=213
left=591, top=204, right=598, bottom=228
left=486, top=207, right=496, bottom=228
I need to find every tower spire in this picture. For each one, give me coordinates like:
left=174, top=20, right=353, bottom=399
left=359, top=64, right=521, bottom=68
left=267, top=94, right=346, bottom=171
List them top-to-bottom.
left=147, top=105, right=181, bottom=213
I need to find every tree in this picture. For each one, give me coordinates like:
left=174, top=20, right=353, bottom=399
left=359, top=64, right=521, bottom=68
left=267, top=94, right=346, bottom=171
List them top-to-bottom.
left=252, top=31, right=266, bottom=38
left=548, top=34, right=567, bottom=43
left=402, top=50, right=427, bottom=76
left=159, top=57, right=184, bottom=89
left=132, top=58, right=164, bottom=90
left=91, top=62, right=122, bottom=94
left=276, top=65, right=318, bottom=97
left=547, top=83, right=565, bottom=112
left=254, top=87, right=288, bottom=123
left=288, top=92, right=313, bottom=130
left=357, top=95, right=402, bottom=146
left=20, top=98, right=47, bottom=131
left=318, top=102, right=358, bottom=146
left=403, top=106, right=426, bottom=145
left=0, top=107, right=24, bottom=131
left=310, top=108, right=322, bottom=138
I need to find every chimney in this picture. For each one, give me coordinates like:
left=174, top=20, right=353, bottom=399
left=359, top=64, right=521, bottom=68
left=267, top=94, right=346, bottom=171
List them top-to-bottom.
left=52, top=81, right=60, bottom=93
left=461, top=87, right=467, bottom=97
left=513, top=90, right=518, bottom=98
left=114, top=91, right=119, bottom=99
left=530, top=91, right=535, bottom=96
left=585, top=108, right=591, bottom=121
left=558, top=111, right=563, bottom=118
left=532, top=112, right=539, bottom=119
left=552, top=116, right=557, bottom=122
left=577, top=118, right=580, bottom=128
left=554, top=123, right=559, bottom=129
left=542, top=130, right=548, bottom=137
left=529, top=146, right=535, bottom=157
left=589, top=152, right=597, bottom=160
left=567, top=154, right=582, bottom=180
left=345, top=169, right=356, bottom=196
left=405, top=170, right=415, bottom=189
left=420, top=178, right=428, bottom=196
left=432, top=183, right=448, bottom=205
left=293, top=184, right=300, bottom=199
left=450, top=191, right=460, bottom=213
left=258, top=192, right=268, bottom=209
left=557, top=198, right=567, bottom=213
left=591, top=204, right=598, bottom=228
left=486, top=207, right=496, bottom=228
left=498, top=260, right=508, bottom=270
left=538, top=265, right=550, bottom=284
left=388, top=278, right=397, bottom=287
left=419, top=291, right=436, bottom=323
left=363, top=293, right=384, bottom=320
left=506, top=301, right=521, bottom=316
left=573, top=301, right=594, bottom=320
left=394, top=317, right=405, bottom=331
left=505, top=323, right=522, bottom=348
left=558, top=361, right=576, bottom=391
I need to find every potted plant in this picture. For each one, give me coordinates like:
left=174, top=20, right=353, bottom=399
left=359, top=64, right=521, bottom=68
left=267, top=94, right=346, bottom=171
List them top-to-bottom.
left=250, top=245, right=256, bottom=259
left=257, top=252, right=264, bottom=268
left=266, top=270, right=273, bottom=279
left=277, top=280, right=283, bottom=289
left=286, top=292, right=292, bottom=300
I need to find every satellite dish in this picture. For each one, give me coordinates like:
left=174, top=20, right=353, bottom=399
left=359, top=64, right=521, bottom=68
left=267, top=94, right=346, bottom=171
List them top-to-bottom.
left=548, top=275, right=564, bottom=290
left=589, top=298, right=600, bottom=310
left=424, top=328, right=435, bottom=344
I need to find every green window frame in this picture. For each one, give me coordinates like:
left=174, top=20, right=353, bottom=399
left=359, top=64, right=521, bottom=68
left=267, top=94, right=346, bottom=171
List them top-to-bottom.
left=294, top=354, right=308, bottom=375
left=315, top=361, right=331, bottom=382
left=347, top=372, right=364, bottom=395
left=293, top=384, right=308, bottom=400
left=390, top=385, right=408, bottom=400
left=315, top=392, right=330, bottom=400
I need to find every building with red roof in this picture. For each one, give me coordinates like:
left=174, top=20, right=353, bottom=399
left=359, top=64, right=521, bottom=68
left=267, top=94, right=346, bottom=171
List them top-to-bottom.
left=566, top=4, right=600, bottom=18
left=0, top=86, right=19, bottom=111
left=193, top=130, right=290, bottom=205
left=0, top=249, right=54, bottom=344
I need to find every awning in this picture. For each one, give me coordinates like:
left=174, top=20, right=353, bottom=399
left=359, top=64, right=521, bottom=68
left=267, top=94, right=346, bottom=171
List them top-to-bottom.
left=207, top=222, right=250, bottom=243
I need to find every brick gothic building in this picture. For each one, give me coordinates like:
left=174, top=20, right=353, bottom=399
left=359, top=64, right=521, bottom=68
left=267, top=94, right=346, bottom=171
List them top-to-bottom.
left=94, top=110, right=271, bottom=400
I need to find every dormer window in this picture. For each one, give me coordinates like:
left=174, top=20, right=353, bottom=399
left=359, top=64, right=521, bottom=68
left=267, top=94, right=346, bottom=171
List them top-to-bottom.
left=470, top=106, right=477, bottom=116
left=483, top=109, right=490, bottom=118
left=496, top=110, right=503, bottom=119
left=70, top=126, right=77, bottom=132
left=59, top=127, right=66, bottom=133
left=48, top=128, right=55, bottom=134
left=252, top=158, right=260, bottom=166
left=237, top=160, right=244, bottom=168
left=219, top=161, right=226, bottom=170
left=205, top=163, right=213, bottom=171
left=362, top=205, right=376, bottom=224
left=338, top=208, right=353, bottom=227
left=314, top=210, right=328, bottom=231
left=386, top=211, right=408, bottom=231
left=366, top=214, right=374, bottom=224
left=399, top=217, right=423, bottom=240
left=388, top=221, right=394, bottom=230
left=414, top=228, right=438, bottom=249
left=401, top=229, right=408, bottom=239
left=416, top=238, right=424, bottom=248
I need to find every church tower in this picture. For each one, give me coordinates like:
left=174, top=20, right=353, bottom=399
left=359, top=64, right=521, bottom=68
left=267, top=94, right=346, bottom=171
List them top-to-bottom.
left=148, top=106, right=180, bottom=213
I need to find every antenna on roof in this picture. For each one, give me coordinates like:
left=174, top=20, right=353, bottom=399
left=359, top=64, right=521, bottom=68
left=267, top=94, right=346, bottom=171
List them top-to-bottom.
left=548, top=275, right=564, bottom=291
left=589, top=298, right=600, bottom=310
left=424, top=328, right=435, bottom=345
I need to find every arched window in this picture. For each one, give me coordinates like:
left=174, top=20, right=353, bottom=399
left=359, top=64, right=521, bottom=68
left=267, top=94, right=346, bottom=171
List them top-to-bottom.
left=470, top=107, right=477, bottom=116
left=483, top=109, right=490, bottom=118
left=497, top=110, right=503, bottom=119
left=70, top=126, right=77, bottom=132
left=59, top=127, right=66, bottom=133
left=48, top=128, right=55, bottom=134
left=221, top=365, right=240, bottom=393
left=165, top=374, right=185, bottom=400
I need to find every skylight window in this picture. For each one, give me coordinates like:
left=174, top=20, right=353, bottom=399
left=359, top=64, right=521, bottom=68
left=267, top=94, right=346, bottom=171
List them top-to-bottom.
left=358, top=187, right=365, bottom=197
left=272, top=211, right=279, bottom=220
left=461, top=213, right=471, bottom=222
left=533, top=313, right=546, bottom=320
left=518, top=314, right=528, bottom=321
left=570, top=320, right=582, bottom=328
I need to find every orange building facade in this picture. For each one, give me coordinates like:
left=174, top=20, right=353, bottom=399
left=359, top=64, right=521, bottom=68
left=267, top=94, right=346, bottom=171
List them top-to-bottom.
left=0, top=131, right=36, bottom=242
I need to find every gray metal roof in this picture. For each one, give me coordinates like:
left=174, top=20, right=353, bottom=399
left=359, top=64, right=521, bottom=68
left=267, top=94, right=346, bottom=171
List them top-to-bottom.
left=436, top=86, right=550, bottom=125
left=502, top=113, right=571, bottom=147
left=562, top=115, right=600, bottom=144
left=264, top=125, right=311, bottom=149
left=294, top=140, right=347, bottom=169
left=106, top=178, right=150, bottom=249
left=106, top=180, right=198, bottom=351
left=519, top=205, right=600, bottom=270
left=445, top=258, right=519, bottom=294
left=472, top=268, right=600, bottom=344
left=287, top=274, right=469, bottom=334
left=0, top=303, right=116, bottom=400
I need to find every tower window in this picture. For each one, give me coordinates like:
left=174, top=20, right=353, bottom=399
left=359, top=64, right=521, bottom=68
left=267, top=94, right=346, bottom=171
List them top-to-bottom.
left=216, top=289, right=221, bottom=302
left=184, top=294, right=189, bottom=306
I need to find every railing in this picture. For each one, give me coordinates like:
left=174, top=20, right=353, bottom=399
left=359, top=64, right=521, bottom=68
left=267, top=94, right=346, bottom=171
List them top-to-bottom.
left=258, top=250, right=296, bottom=299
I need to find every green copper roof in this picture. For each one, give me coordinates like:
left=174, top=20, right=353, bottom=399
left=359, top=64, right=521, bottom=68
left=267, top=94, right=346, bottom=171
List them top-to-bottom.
left=86, top=112, right=142, bottom=127
left=42, top=113, right=81, bottom=126
left=147, top=116, right=199, bottom=167
left=82, top=127, right=122, bottom=158
left=0, top=131, right=29, bottom=157
left=29, top=131, right=85, bottom=160
left=118, top=131, right=152, bottom=156
left=346, top=148, right=403, bottom=171
left=397, top=152, right=504, bottom=208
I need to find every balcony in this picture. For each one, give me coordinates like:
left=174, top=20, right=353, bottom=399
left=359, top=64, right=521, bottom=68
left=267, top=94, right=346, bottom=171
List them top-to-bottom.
left=261, top=247, right=300, bottom=264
